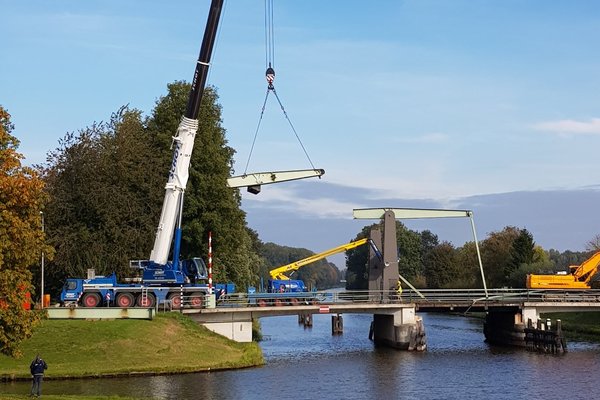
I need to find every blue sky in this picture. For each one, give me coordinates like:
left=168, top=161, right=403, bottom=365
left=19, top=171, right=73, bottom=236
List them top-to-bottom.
left=3, top=1, right=600, bottom=262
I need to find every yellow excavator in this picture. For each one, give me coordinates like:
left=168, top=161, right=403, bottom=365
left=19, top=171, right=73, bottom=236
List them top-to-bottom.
left=526, top=251, right=600, bottom=289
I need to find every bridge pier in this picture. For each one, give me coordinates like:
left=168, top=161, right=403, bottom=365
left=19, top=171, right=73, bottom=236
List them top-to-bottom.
left=370, top=307, right=426, bottom=351
left=189, top=311, right=253, bottom=342
left=332, top=314, right=343, bottom=334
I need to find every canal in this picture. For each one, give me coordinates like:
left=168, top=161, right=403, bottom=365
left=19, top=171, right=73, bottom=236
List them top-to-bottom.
left=2, top=312, right=599, bottom=399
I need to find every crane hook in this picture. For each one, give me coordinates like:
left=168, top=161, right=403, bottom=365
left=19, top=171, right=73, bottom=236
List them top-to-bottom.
left=266, top=64, right=275, bottom=90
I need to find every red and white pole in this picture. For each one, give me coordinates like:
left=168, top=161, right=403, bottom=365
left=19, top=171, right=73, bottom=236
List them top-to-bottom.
left=208, top=231, right=213, bottom=294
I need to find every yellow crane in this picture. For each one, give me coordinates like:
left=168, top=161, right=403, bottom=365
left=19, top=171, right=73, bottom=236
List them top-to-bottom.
left=269, top=238, right=376, bottom=281
left=527, top=251, right=600, bottom=289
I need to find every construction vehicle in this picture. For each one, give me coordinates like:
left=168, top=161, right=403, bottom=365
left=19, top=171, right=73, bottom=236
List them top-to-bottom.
left=60, top=0, right=227, bottom=308
left=247, top=238, right=380, bottom=306
left=526, top=251, right=600, bottom=289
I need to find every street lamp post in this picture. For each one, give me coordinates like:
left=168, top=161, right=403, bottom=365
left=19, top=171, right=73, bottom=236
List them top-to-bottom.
left=40, top=211, right=44, bottom=309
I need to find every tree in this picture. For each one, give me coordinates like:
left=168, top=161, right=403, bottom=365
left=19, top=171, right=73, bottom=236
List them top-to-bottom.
left=0, top=106, right=52, bottom=357
left=43, top=107, right=163, bottom=292
left=481, top=226, right=520, bottom=287
left=506, top=228, right=535, bottom=278
left=586, top=234, right=600, bottom=252
left=423, top=241, right=459, bottom=288
left=455, top=241, right=481, bottom=288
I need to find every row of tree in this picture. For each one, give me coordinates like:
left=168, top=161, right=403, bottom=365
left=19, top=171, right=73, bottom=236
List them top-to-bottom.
left=2, top=82, right=598, bottom=357
left=345, top=222, right=597, bottom=290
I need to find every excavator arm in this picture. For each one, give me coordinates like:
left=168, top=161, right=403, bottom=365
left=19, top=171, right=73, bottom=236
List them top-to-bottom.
left=269, top=238, right=377, bottom=280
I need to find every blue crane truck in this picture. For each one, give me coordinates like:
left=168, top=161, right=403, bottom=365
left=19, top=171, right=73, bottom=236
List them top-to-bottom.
left=59, top=0, right=232, bottom=309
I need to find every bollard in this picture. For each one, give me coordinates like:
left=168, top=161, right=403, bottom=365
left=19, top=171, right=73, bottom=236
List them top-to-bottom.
left=332, top=314, right=343, bottom=335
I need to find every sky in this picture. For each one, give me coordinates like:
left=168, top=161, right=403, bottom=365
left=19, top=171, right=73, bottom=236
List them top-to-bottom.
left=3, top=0, right=600, bottom=267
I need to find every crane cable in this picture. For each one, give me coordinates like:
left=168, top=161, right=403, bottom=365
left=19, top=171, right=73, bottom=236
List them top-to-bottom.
left=243, top=0, right=317, bottom=175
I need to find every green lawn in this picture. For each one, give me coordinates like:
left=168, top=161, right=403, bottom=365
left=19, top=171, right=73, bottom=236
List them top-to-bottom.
left=542, top=312, right=600, bottom=341
left=0, top=313, right=263, bottom=380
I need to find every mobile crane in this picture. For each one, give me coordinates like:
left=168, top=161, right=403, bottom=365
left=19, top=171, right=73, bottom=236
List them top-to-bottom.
left=61, top=0, right=226, bottom=309
left=248, top=238, right=381, bottom=306
left=526, top=251, right=600, bottom=289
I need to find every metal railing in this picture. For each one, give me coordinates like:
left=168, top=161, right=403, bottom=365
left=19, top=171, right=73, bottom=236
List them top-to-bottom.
left=207, top=288, right=600, bottom=309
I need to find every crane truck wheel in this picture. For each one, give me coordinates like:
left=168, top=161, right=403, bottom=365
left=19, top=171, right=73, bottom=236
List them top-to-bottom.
left=81, top=292, right=101, bottom=308
left=189, top=292, right=204, bottom=309
left=115, top=293, right=135, bottom=308
left=136, top=293, right=156, bottom=307
left=168, top=293, right=183, bottom=309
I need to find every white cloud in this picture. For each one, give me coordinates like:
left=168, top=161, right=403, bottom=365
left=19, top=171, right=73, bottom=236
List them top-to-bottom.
left=533, top=118, right=600, bottom=136
left=241, top=186, right=359, bottom=219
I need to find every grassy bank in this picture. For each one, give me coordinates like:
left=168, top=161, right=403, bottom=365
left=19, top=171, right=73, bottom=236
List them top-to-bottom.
left=542, top=312, right=600, bottom=342
left=0, top=313, right=263, bottom=381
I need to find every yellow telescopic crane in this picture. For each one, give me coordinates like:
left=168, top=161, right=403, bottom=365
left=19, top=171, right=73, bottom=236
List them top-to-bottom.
left=269, top=238, right=379, bottom=280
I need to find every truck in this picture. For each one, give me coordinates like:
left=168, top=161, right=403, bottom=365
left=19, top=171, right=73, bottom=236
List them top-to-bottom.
left=60, top=0, right=227, bottom=308
left=247, top=238, right=381, bottom=306
left=526, top=251, right=600, bottom=289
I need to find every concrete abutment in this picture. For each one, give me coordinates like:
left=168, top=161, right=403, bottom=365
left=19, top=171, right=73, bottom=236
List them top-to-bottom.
left=370, top=308, right=426, bottom=351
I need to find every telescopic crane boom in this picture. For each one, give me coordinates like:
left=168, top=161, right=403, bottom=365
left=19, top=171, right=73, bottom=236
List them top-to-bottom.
left=145, top=0, right=224, bottom=283
left=269, top=238, right=380, bottom=280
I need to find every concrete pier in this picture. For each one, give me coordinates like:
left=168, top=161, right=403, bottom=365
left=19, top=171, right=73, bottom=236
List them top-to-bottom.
left=370, top=307, right=426, bottom=351
left=483, top=309, right=566, bottom=353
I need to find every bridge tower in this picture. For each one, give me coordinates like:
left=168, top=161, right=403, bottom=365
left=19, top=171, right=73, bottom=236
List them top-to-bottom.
left=355, top=208, right=426, bottom=351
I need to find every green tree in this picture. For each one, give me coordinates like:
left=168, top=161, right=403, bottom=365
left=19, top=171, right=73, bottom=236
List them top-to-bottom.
left=0, top=106, right=52, bottom=357
left=43, top=107, right=162, bottom=292
left=481, top=226, right=520, bottom=287
left=506, top=228, right=535, bottom=278
left=423, top=241, right=459, bottom=288
left=455, top=241, right=481, bottom=288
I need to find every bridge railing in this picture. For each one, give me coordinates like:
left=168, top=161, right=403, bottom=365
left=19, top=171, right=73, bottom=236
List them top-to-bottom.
left=203, top=288, right=600, bottom=309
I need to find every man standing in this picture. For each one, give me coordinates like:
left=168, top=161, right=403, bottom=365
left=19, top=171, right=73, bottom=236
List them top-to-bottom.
left=29, top=354, right=47, bottom=397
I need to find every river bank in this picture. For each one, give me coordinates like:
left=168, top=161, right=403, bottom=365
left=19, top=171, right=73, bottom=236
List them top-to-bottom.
left=0, top=313, right=263, bottom=381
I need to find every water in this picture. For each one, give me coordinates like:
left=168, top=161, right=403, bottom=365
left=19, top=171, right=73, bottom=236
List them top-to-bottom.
left=2, top=313, right=599, bottom=399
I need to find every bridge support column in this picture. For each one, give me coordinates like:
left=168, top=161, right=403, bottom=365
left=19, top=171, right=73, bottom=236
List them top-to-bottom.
left=370, top=307, right=426, bottom=351
left=483, top=308, right=539, bottom=347
left=189, top=311, right=253, bottom=342
left=298, top=312, right=313, bottom=327
left=332, top=314, right=343, bottom=335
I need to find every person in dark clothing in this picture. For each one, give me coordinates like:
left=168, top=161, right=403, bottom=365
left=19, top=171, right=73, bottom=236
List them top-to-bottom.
left=29, top=354, right=47, bottom=397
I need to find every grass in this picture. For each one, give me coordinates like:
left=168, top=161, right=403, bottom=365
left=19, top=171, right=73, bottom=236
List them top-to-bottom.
left=541, top=312, right=600, bottom=342
left=0, top=313, right=263, bottom=380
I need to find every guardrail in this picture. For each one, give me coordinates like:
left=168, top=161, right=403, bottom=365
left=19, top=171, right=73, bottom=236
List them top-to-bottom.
left=207, top=289, right=600, bottom=309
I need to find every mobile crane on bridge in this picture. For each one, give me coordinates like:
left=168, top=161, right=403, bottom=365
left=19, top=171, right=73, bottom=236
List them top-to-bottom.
left=526, top=251, right=600, bottom=289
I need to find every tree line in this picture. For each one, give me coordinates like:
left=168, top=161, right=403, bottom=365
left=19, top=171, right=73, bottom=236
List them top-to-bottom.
left=2, top=82, right=598, bottom=357
left=345, top=222, right=598, bottom=290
